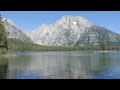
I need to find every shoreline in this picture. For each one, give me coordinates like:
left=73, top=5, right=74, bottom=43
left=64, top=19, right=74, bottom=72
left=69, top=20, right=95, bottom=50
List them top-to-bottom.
left=0, top=50, right=119, bottom=57
left=14, top=50, right=120, bottom=53
left=0, top=53, right=16, bottom=58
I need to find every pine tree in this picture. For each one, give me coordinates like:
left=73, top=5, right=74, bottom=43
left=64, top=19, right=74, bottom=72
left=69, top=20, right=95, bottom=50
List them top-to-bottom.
left=0, top=14, right=2, bottom=22
left=101, top=33, right=107, bottom=50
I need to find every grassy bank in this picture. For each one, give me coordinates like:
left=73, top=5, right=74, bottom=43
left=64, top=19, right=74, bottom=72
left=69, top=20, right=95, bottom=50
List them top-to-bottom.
left=0, top=48, right=16, bottom=58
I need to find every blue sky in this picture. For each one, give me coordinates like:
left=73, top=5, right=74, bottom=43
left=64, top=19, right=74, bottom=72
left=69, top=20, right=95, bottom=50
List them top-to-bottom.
left=0, top=11, right=120, bottom=34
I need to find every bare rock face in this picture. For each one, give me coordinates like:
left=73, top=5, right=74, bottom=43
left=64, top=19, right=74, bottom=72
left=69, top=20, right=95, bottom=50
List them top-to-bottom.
left=26, top=15, right=120, bottom=46
left=26, top=15, right=92, bottom=46
left=2, top=16, right=120, bottom=46
left=1, top=18, right=32, bottom=42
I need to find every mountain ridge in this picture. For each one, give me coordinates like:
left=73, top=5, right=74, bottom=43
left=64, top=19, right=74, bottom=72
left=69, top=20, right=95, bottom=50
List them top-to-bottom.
left=1, top=15, right=120, bottom=46
left=25, top=15, right=120, bottom=46
left=1, top=18, right=33, bottom=42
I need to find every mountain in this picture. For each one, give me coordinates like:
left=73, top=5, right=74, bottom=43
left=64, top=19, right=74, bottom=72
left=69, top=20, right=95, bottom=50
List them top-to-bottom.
left=26, top=15, right=120, bottom=46
left=1, top=18, right=32, bottom=42
left=76, top=25, right=120, bottom=46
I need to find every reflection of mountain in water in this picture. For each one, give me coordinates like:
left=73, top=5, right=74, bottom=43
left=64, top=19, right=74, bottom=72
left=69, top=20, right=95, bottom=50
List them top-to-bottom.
left=4, top=51, right=120, bottom=79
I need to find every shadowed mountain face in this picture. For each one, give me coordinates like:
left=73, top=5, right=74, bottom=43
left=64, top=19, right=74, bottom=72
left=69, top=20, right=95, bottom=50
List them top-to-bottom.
left=75, top=25, right=120, bottom=46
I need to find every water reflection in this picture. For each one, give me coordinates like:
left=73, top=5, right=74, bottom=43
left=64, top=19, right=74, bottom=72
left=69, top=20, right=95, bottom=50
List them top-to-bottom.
left=0, top=51, right=120, bottom=79
left=0, top=57, right=8, bottom=79
left=95, top=66, right=120, bottom=79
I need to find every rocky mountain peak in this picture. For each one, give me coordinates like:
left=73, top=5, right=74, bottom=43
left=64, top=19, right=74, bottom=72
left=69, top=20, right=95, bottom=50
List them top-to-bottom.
left=2, top=15, right=120, bottom=46
left=26, top=15, right=120, bottom=46
left=55, top=15, right=93, bottom=28
left=1, top=18, right=16, bottom=27
left=1, top=18, right=32, bottom=42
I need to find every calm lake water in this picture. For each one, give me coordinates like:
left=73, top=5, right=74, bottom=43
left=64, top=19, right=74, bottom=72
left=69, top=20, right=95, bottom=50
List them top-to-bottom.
left=0, top=51, right=120, bottom=79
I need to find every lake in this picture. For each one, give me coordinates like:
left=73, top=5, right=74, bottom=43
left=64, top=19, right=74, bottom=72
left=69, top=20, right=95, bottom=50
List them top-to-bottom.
left=0, top=51, right=120, bottom=79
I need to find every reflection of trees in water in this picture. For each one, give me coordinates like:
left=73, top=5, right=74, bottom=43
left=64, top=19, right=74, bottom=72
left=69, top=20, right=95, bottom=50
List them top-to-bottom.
left=2, top=52, right=118, bottom=79
left=89, top=53, right=115, bottom=74
left=99, top=53, right=120, bottom=71
left=99, top=54, right=113, bottom=69
left=6, top=55, right=33, bottom=79
left=0, top=58, right=8, bottom=79
left=0, top=65, right=8, bottom=79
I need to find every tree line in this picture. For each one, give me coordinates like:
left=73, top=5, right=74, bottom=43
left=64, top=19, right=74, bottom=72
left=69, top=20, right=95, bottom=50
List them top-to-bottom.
left=0, top=14, right=8, bottom=55
left=7, top=38, right=120, bottom=52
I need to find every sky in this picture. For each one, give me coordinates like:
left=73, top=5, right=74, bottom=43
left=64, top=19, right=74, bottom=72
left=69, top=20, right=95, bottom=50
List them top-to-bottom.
left=0, top=11, right=120, bottom=34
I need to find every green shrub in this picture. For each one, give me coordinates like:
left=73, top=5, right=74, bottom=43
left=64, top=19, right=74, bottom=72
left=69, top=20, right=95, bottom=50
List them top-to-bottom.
left=0, top=49, right=7, bottom=55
